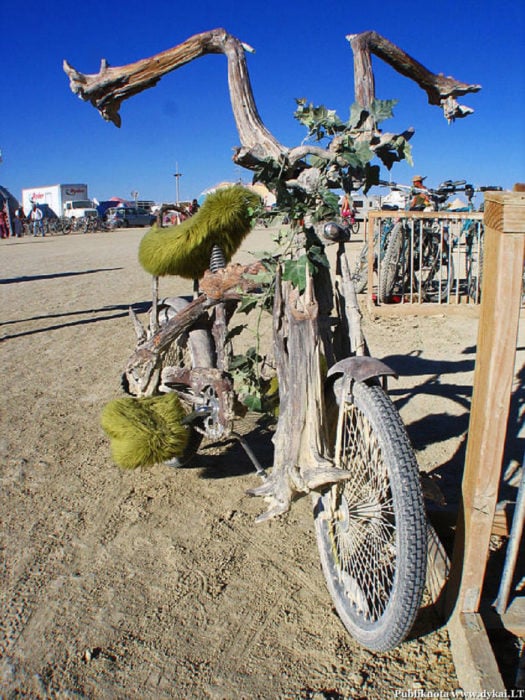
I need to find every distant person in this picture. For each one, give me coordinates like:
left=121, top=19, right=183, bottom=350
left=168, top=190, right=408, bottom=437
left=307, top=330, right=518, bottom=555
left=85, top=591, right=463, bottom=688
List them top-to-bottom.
left=410, top=175, right=432, bottom=210
left=340, top=193, right=353, bottom=221
left=189, top=198, right=200, bottom=216
left=30, top=203, right=45, bottom=236
left=0, top=206, right=9, bottom=238
left=14, top=207, right=25, bottom=237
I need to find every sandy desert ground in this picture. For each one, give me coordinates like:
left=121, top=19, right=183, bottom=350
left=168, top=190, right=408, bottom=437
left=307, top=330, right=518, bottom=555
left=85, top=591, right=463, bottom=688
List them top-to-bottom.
left=1, top=225, right=523, bottom=699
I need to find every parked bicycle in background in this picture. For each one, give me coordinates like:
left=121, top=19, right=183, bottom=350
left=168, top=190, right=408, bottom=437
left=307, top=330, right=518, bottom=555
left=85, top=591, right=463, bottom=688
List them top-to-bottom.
left=351, top=178, right=460, bottom=296
left=356, top=179, right=502, bottom=304
left=378, top=179, right=466, bottom=303
left=461, top=183, right=503, bottom=302
left=340, top=192, right=360, bottom=236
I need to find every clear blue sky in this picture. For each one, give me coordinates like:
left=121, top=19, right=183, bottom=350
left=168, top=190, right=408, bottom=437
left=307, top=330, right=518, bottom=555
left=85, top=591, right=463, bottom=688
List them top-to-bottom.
left=1, top=0, right=523, bottom=205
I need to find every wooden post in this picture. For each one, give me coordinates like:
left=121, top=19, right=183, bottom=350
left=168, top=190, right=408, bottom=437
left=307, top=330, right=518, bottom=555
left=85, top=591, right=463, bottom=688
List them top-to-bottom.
left=446, top=189, right=525, bottom=692
left=450, top=190, right=525, bottom=614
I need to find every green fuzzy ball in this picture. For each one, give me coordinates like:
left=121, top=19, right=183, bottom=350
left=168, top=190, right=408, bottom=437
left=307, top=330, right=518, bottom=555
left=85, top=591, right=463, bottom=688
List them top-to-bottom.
left=138, top=185, right=261, bottom=279
left=100, top=393, right=189, bottom=469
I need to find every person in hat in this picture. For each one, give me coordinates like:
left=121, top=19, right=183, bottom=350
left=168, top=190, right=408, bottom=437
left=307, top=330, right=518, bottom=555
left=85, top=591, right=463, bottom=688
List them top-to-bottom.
left=410, top=175, right=432, bottom=210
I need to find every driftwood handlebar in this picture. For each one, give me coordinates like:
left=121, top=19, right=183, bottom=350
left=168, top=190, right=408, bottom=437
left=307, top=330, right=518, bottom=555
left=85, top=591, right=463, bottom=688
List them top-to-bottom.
left=64, top=28, right=481, bottom=186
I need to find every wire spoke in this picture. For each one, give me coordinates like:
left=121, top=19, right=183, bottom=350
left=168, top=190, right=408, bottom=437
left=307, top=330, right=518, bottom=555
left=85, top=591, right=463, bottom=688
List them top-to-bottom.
left=330, top=400, right=397, bottom=621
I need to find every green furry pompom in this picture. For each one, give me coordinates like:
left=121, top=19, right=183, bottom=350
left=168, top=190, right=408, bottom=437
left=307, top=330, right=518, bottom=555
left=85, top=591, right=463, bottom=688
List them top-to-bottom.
left=138, top=186, right=261, bottom=279
left=100, top=393, right=189, bottom=469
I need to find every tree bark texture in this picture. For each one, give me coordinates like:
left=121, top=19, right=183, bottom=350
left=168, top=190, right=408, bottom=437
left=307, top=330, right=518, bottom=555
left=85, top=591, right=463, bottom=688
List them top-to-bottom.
left=247, top=263, right=353, bottom=521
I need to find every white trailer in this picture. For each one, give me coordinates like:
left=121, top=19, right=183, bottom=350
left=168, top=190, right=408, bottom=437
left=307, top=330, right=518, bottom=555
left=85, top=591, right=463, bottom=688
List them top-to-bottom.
left=21, top=184, right=97, bottom=218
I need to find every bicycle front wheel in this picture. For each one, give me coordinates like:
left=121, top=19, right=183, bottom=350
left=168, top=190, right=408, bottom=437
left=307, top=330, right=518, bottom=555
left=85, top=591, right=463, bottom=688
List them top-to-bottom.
left=349, top=220, right=360, bottom=236
left=159, top=297, right=215, bottom=467
left=314, top=378, right=426, bottom=651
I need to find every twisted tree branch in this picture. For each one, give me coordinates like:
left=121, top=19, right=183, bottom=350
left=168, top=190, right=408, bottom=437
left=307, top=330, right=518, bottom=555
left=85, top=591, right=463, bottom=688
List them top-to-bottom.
left=64, top=28, right=481, bottom=176
left=64, top=28, right=285, bottom=164
left=347, top=31, right=481, bottom=122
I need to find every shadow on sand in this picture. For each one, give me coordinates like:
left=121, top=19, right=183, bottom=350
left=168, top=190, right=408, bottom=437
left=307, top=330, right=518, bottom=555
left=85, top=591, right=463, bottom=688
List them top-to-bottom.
left=0, top=301, right=150, bottom=341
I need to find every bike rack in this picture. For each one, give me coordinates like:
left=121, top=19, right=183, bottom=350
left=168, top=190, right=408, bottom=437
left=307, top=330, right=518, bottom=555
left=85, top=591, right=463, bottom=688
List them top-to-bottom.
left=364, top=210, right=485, bottom=314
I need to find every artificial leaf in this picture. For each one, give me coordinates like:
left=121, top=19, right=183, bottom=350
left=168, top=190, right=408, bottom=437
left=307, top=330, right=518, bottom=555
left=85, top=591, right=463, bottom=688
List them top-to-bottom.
left=370, top=98, right=398, bottom=123
left=348, top=103, right=368, bottom=129
left=354, top=141, right=374, bottom=164
left=363, top=164, right=381, bottom=193
left=308, top=244, right=330, bottom=269
left=282, top=255, right=313, bottom=291
left=237, top=295, right=260, bottom=314
left=243, top=393, right=263, bottom=412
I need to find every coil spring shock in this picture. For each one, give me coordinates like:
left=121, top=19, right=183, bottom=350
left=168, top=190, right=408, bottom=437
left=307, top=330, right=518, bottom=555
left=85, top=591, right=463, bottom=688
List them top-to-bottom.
left=210, top=244, right=226, bottom=273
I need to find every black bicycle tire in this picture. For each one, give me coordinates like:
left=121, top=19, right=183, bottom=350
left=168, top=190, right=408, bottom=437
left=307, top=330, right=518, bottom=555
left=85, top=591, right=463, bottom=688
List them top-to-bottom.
left=60, top=218, right=72, bottom=234
left=47, top=220, right=60, bottom=235
left=378, top=222, right=404, bottom=303
left=466, top=227, right=484, bottom=303
left=414, top=228, right=455, bottom=303
left=477, top=242, right=484, bottom=302
left=420, top=247, right=455, bottom=302
left=159, top=297, right=215, bottom=467
left=314, top=379, right=427, bottom=651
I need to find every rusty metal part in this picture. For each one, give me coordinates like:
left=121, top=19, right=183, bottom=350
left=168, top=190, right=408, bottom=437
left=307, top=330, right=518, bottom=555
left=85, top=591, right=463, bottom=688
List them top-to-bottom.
left=327, top=355, right=398, bottom=383
left=161, top=366, right=236, bottom=439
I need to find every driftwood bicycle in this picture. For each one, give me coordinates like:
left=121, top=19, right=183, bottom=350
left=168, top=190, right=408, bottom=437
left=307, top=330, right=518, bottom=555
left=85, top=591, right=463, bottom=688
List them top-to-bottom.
left=65, top=27, right=482, bottom=650
left=101, top=184, right=427, bottom=651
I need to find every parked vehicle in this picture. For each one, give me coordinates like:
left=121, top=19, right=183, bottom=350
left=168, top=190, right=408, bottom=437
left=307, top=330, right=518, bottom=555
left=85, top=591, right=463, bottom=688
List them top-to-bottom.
left=21, top=184, right=98, bottom=219
left=351, top=194, right=379, bottom=222
left=63, top=199, right=98, bottom=219
left=96, top=200, right=122, bottom=219
left=35, top=203, right=58, bottom=220
left=107, top=207, right=155, bottom=228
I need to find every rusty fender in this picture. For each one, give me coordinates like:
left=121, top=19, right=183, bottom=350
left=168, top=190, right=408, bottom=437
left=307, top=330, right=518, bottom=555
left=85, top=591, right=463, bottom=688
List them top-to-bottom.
left=326, top=356, right=397, bottom=391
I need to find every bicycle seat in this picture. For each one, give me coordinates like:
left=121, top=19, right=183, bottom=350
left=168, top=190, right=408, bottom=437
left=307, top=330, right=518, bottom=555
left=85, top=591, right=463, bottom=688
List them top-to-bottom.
left=139, top=186, right=261, bottom=279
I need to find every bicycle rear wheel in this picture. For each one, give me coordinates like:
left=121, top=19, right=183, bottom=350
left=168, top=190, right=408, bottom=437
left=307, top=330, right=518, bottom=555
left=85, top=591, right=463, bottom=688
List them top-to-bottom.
left=349, top=220, right=360, bottom=236
left=466, top=225, right=484, bottom=303
left=159, top=297, right=215, bottom=467
left=314, top=378, right=426, bottom=651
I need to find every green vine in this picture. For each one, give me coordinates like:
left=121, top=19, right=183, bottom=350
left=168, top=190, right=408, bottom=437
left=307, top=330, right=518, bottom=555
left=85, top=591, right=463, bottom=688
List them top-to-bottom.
left=229, top=98, right=413, bottom=411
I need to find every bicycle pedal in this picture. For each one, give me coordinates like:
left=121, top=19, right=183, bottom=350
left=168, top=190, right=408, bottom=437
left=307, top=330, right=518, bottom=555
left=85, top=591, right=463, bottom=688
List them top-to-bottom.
left=181, top=408, right=212, bottom=425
